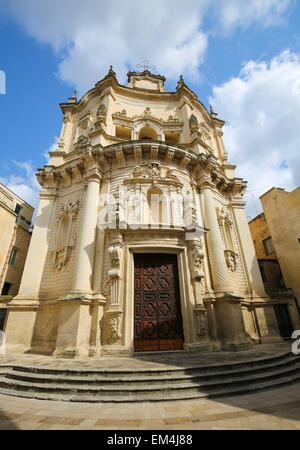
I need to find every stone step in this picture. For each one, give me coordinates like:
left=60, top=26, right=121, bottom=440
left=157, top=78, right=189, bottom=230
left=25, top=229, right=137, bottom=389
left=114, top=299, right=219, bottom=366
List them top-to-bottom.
left=0, top=350, right=294, bottom=378
left=0, top=351, right=299, bottom=403
left=2, top=354, right=300, bottom=386
left=0, top=359, right=299, bottom=397
left=0, top=371, right=299, bottom=403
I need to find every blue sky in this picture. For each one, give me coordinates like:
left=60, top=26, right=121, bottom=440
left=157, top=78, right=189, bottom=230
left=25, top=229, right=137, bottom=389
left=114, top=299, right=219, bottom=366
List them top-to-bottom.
left=0, top=0, right=300, bottom=220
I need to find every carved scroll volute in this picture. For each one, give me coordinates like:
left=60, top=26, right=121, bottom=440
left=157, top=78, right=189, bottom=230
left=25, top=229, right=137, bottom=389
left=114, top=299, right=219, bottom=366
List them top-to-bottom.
left=37, top=167, right=60, bottom=189
left=108, top=245, right=121, bottom=279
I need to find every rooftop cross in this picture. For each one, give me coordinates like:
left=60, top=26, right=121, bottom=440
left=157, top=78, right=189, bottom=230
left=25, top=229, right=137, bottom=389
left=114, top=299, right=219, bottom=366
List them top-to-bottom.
left=136, top=59, right=156, bottom=72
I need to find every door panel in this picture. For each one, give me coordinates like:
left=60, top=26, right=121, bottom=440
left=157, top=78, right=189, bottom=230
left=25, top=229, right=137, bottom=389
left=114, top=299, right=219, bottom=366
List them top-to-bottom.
left=134, top=253, right=184, bottom=352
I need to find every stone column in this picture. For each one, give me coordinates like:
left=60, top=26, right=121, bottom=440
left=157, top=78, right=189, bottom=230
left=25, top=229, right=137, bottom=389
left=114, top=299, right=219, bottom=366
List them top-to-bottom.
left=55, top=160, right=105, bottom=358
left=5, top=168, right=58, bottom=353
left=72, top=172, right=101, bottom=294
left=198, top=176, right=251, bottom=350
left=198, top=178, right=231, bottom=295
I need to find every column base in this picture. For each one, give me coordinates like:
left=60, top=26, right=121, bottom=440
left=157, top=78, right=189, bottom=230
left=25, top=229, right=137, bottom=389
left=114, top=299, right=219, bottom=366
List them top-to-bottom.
left=214, top=294, right=253, bottom=351
left=183, top=341, right=220, bottom=353
left=101, top=345, right=134, bottom=357
left=53, top=347, right=80, bottom=359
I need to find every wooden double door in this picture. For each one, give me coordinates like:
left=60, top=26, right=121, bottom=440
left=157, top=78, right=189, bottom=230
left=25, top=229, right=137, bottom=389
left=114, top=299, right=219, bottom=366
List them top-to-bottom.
left=134, top=253, right=184, bottom=352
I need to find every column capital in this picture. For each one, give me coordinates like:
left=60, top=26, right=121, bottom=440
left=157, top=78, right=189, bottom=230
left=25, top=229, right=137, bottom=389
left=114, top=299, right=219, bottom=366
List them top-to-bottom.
left=84, top=168, right=102, bottom=184
left=197, top=175, right=214, bottom=190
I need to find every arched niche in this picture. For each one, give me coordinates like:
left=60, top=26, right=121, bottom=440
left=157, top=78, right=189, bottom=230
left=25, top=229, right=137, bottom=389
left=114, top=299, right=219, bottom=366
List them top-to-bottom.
left=139, top=126, right=158, bottom=140
left=147, top=186, right=163, bottom=224
left=53, top=201, right=79, bottom=270
left=57, top=214, right=71, bottom=249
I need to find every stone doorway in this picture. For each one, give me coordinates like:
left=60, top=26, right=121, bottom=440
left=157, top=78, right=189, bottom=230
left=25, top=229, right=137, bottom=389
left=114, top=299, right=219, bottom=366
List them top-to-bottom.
left=134, top=253, right=184, bottom=352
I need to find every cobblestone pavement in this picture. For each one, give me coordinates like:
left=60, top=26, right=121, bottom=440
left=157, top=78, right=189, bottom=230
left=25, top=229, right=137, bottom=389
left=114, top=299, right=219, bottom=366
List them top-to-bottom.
left=0, top=342, right=299, bottom=430
left=0, top=383, right=300, bottom=430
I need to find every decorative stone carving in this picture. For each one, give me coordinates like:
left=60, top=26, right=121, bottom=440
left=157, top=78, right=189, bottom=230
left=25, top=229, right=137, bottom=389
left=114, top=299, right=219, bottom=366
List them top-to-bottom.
left=103, top=65, right=117, bottom=80
left=176, top=74, right=186, bottom=89
left=97, top=103, right=106, bottom=118
left=143, top=106, right=152, bottom=117
left=189, top=114, right=199, bottom=131
left=75, top=135, right=90, bottom=147
left=149, top=162, right=162, bottom=179
left=131, top=166, right=144, bottom=178
left=164, top=169, right=179, bottom=182
left=52, top=200, right=80, bottom=271
left=60, top=200, right=80, bottom=218
left=216, top=206, right=233, bottom=228
left=103, top=233, right=124, bottom=305
left=188, top=241, right=206, bottom=305
left=190, top=244, right=205, bottom=282
left=53, top=245, right=74, bottom=271
left=108, top=245, right=121, bottom=279
left=224, top=249, right=238, bottom=272
left=194, top=305, right=209, bottom=336
left=102, top=313, right=122, bottom=345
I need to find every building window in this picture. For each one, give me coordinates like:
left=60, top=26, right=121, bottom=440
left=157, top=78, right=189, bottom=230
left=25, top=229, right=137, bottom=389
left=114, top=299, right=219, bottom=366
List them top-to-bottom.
left=14, top=204, right=22, bottom=223
left=263, top=237, right=275, bottom=255
left=8, top=247, right=18, bottom=267
left=258, top=261, right=267, bottom=282
left=1, top=282, right=12, bottom=295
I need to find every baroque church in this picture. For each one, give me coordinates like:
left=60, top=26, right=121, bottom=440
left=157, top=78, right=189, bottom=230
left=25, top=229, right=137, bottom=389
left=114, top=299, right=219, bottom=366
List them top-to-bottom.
left=4, top=66, right=299, bottom=358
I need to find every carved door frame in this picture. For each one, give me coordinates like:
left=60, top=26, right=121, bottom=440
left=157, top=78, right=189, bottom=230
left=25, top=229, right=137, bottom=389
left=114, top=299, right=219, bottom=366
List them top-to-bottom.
left=123, top=244, right=195, bottom=353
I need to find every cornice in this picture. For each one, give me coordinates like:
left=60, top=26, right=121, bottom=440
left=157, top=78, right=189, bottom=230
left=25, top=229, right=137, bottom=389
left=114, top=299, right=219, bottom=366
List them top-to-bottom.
left=37, top=140, right=247, bottom=199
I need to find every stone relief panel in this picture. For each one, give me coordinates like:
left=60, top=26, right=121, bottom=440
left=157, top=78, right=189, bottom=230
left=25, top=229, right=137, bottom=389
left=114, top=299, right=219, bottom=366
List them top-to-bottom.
left=52, top=200, right=80, bottom=271
left=216, top=206, right=239, bottom=272
left=103, top=232, right=124, bottom=306
left=188, top=241, right=206, bottom=301
left=224, top=249, right=238, bottom=272
left=101, top=312, right=122, bottom=345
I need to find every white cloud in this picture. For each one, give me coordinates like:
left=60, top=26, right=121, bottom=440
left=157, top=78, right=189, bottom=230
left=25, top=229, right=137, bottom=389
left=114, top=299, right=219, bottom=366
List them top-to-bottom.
left=0, top=0, right=290, bottom=94
left=214, top=0, right=290, bottom=31
left=210, top=50, right=300, bottom=219
left=0, top=136, right=60, bottom=217
left=43, top=136, right=59, bottom=164
left=0, top=160, right=41, bottom=213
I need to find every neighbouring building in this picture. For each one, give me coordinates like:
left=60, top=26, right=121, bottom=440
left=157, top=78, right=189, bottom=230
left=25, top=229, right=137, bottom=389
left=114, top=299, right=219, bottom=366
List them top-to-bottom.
left=3, top=67, right=300, bottom=357
left=0, top=183, right=34, bottom=330
left=249, top=187, right=300, bottom=338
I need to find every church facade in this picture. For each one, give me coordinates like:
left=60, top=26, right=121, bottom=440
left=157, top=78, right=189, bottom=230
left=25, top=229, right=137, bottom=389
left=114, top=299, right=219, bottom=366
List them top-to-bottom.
left=4, top=67, right=299, bottom=358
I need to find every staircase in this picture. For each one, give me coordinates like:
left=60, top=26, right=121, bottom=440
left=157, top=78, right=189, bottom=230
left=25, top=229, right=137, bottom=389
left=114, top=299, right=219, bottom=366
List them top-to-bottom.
left=0, top=352, right=299, bottom=403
